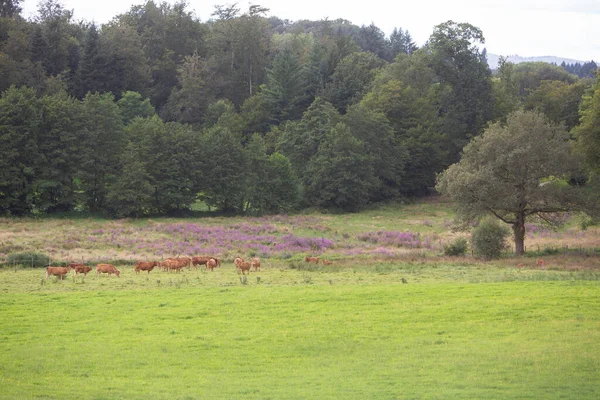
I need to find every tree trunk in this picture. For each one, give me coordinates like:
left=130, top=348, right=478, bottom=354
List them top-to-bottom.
left=512, top=212, right=526, bottom=256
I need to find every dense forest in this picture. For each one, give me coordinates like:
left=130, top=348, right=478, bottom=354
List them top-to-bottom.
left=1, top=0, right=599, bottom=217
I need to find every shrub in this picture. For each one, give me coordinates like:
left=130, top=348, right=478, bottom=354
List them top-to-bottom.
left=471, top=219, right=510, bottom=260
left=444, top=237, right=468, bottom=256
left=7, top=252, right=51, bottom=268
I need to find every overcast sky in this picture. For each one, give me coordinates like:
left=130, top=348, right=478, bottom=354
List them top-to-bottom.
left=19, top=0, right=600, bottom=62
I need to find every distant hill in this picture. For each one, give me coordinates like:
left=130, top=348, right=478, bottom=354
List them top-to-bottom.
left=487, top=54, right=589, bottom=69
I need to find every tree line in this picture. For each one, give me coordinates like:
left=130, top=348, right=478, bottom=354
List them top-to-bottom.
left=0, top=0, right=598, bottom=217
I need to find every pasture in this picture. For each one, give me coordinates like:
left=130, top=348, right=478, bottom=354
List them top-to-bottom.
left=1, top=199, right=600, bottom=398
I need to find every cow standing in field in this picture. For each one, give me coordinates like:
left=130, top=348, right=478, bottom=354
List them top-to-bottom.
left=305, top=256, right=319, bottom=264
left=234, top=257, right=244, bottom=269
left=251, top=257, right=261, bottom=272
left=206, top=258, right=217, bottom=271
left=135, top=261, right=157, bottom=274
left=238, top=261, right=252, bottom=275
left=96, top=264, right=120, bottom=278
left=72, top=265, right=93, bottom=276
left=46, top=266, right=70, bottom=280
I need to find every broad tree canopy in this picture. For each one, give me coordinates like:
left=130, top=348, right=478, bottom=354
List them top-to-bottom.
left=436, top=110, right=584, bottom=255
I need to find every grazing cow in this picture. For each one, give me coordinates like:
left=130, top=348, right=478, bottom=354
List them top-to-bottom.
left=304, top=256, right=319, bottom=264
left=234, top=257, right=244, bottom=269
left=251, top=257, right=261, bottom=272
left=206, top=258, right=217, bottom=271
left=164, top=259, right=185, bottom=272
left=536, top=259, right=546, bottom=267
left=321, top=260, right=333, bottom=265
left=135, top=261, right=157, bottom=274
left=238, top=261, right=252, bottom=275
left=68, top=263, right=85, bottom=269
left=517, top=263, right=525, bottom=268
left=96, top=264, right=120, bottom=278
left=72, top=265, right=93, bottom=276
left=46, top=266, right=70, bottom=280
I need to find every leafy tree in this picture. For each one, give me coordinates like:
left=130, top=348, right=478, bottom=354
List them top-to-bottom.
left=0, top=0, right=22, bottom=18
left=100, top=21, right=151, bottom=98
left=427, top=21, right=493, bottom=162
left=164, top=51, right=215, bottom=126
left=323, top=51, right=385, bottom=113
left=490, top=57, right=520, bottom=122
left=513, top=62, right=577, bottom=99
left=573, top=76, right=600, bottom=175
left=524, top=80, right=585, bottom=131
left=0, top=86, right=42, bottom=215
left=35, top=90, right=83, bottom=212
left=117, top=91, right=155, bottom=125
left=78, top=92, right=124, bottom=212
left=278, top=97, right=341, bottom=179
left=343, top=104, right=407, bottom=200
left=436, top=110, right=585, bottom=255
left=124, top=116, right=200, bottom=213
left=306, top=122, right=375, bottom=211
left=198, top=125, right=247, bottom=212
left=106, top=142, right=153, bottom=217
left=260, top=152, right=299, bottom=213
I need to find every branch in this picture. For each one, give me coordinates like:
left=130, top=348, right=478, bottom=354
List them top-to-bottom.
left=488, top=208, right=515, bottom=224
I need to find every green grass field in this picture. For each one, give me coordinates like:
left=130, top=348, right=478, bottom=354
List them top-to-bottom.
left=1, top=199, right=600, bottom=398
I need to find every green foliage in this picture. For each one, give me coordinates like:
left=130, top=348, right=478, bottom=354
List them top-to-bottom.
left=426, top=20, right=493, bottom=163
left=263, top=48, right=307, bottom=122
left=323, top=51, right=385, bottom=113
left=573, top=77, right=600, bottom=175
left=0, top=86, right=42, bottom=215
left=117, top=91, right=155, bottom=125
left=437, top=110, right=585, bottom=255
left=306, top=123, right=375, bottom=211
left=471, top=219, right=510, bottom=259
left=444, top=237, right=468, bottom=256
left=7, top=252, right=50, bottom=267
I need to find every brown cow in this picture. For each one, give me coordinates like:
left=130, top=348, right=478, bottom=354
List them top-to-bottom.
left=305, top=256, right=319, bottom=264
left=234, top=257, right=244, bottom=269
left=251, top=257, right=261, bottom=272
left=206, top=258, right=217, bottom=271
left=164, top=259, right=185, bottom=272
left=536, top=259, right=546, bottom=267
left=321, top=260, right=333, bottom=265
left=135, top=261, right=157, bottom=274
left=238, top=261, right=251, bottom=275
left=96, top=264, right=120, bottom=278
left=72, top=265, right=93, bottom=276
left=46, top=266, right=70, bottom=280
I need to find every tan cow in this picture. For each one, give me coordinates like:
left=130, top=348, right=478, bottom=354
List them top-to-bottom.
left=305, top=256, right=319, bottom=264
left=234, top=257, right=244, bottom=269
left=251, top=257, right=261, bottom=272
left=206, top=258, right=217, bottom=271
left=321, top=260, right=333, bottom=265
left=135, top=261, right=157, bottom=274
left=238, top=261, right=251, bottom=275
left=96, top=264, right=120, bottom=278
left=72, top=265, right=93, bottom=276
left=46, top=266, right=70, bottom=280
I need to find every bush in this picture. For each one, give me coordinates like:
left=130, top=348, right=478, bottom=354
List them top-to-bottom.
left=471, top=219, right=510, bottom=260
left=444, top=237, right=468, bottom=256
left=7, top=252, right=51, bottom=268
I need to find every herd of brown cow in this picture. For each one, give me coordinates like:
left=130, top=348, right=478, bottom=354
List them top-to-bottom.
left=44, top=255, right=261, bottom=279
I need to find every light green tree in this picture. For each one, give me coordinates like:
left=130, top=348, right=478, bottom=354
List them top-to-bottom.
left=436, top=110, right=585, bottom=255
